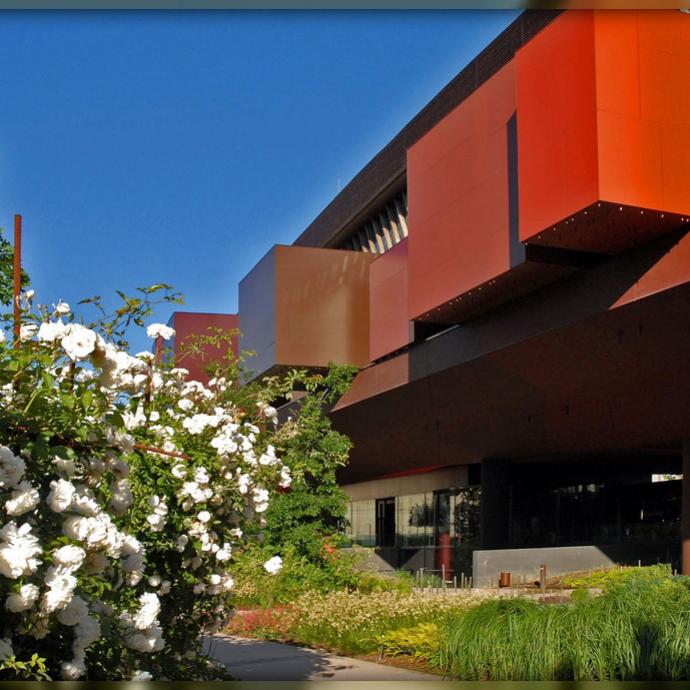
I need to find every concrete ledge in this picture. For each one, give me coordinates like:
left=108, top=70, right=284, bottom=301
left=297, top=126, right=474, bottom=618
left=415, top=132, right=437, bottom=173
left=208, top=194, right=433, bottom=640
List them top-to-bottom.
left=473, top=545, right=616, bottom=588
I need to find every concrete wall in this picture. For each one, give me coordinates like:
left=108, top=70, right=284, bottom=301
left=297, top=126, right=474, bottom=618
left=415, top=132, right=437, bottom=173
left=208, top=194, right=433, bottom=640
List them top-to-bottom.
left=342, top=465, right=468, bottom=502
left=473, top=545, right=616, bottom=588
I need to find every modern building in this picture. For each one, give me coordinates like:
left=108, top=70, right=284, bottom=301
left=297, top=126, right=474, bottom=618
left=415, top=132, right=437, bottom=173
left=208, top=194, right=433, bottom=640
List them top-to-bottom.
left=177, top=10, right=690, bottom=582
left=164, top=311, right=239, bottom=384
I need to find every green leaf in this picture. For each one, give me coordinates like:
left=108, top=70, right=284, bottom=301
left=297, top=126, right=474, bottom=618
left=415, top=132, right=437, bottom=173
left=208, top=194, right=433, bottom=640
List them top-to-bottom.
left=60, top=392, right=75, bottom=410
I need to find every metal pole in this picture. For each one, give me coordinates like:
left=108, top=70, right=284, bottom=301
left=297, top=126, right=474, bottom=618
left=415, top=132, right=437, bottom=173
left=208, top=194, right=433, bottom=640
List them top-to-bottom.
left=13, top=214, right=21, bottom=345
left=682, top=441, right=690, bottom=575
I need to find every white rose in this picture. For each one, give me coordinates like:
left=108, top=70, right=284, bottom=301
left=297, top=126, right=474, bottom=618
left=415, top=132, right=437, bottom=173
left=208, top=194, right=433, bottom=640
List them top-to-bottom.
left=54, top=300, right=71, bottom=315
left=37, top=320, right=66, bottom=343
left=61, top=323, right=98, bottom=361
left=146, top=323, right=175, bottom=340
left=19, top=324, right=37, bottom=341
left=0, top=446, right=25, bottom=489
left=171, top=463, right=187, bottom=479
left=47, top=479, right=75, bottom=513
left=5, top=481, right=40, bottom=516
left=0, top=522, right=42, bottom=579
left=53, top=544, right=86, bottom=572
left=263, top=556, right=283, bottom=575
left=5, top=583, right=40, bottom=612
left=132, top=592, right=161, bottom=630
left=60, top=660, right=86, bottom=680
left=132, top=671, right=153, bottom=681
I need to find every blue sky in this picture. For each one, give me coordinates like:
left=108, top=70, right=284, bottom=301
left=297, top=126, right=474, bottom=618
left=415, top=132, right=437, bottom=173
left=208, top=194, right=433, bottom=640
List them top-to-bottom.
left=0, top=10, right=519, bottom=352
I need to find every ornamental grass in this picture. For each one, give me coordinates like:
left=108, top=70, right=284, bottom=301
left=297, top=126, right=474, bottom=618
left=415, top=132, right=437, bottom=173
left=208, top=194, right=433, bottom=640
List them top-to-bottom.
left=440, top=568, right=690, bottom=681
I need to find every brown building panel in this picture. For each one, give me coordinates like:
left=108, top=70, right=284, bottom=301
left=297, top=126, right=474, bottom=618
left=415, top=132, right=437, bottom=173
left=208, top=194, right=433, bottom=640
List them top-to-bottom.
left=369, top=238, right=412, bottom=362
left=239, top=245, right=375, bottom=378
left=238, top=249, right=277, bottom=379
left=334, top=281, right=690, bottom=484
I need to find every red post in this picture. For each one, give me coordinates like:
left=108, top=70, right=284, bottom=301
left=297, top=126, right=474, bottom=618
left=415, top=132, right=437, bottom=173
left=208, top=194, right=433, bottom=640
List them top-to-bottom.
left=13, top=214, right=21, bottom=346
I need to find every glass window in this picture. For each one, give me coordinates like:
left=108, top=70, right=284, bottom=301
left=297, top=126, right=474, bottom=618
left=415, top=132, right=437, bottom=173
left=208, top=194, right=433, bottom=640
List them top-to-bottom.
left=347, top=499, right=376, bottom=546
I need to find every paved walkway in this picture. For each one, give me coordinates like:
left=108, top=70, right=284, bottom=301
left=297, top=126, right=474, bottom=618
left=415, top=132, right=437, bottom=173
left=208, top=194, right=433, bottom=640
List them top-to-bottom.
left=203, top=634, right=442, bottom=681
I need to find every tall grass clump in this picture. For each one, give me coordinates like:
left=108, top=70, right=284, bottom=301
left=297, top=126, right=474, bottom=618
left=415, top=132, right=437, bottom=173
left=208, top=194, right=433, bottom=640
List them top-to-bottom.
left=442, top=567, right=690, bottom=680
left=439, top=597, right=570, bottom=680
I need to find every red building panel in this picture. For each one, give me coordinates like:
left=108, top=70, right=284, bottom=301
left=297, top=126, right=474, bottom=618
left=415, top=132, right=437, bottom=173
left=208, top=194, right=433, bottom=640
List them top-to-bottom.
left=517, top=10, right=690, bottom=253
left=515, top=11, right=599, bottom=247
left=407, top=62, right=517, bottom=322
left=369, top=238, right=411, bottom=361
left=170, top=312, right=239, bottom=385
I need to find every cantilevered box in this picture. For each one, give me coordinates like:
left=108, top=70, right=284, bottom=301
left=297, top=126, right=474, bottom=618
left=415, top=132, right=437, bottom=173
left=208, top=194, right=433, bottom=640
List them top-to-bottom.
left=407, top=10, right=690, bottom=326
left=516, top=10, right=690, bottom=253
left=238, top=245, right=374, bottom=379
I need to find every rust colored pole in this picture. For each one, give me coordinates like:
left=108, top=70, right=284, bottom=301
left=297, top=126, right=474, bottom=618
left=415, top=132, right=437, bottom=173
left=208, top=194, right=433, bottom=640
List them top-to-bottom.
left=13, top=214, right=21, bottom=345
left=682, top=441, right=690, bottom=575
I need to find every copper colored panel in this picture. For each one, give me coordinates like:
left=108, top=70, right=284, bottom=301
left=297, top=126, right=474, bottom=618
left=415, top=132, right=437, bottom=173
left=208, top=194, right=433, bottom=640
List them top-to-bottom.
left=524, top=201, right=689, bottom=255
left=613, top=226, right=690, bottom=308
left=369, top=239, right=411, bottom=361
left=240, top=245, right=374, bottom=378
left=275, top=246, right=374, bottom=370
left=413, top=250, right=580, bottom=325
left=334, top=282, right=690, bottom=483
left=171, top=312, right=239, bottom=385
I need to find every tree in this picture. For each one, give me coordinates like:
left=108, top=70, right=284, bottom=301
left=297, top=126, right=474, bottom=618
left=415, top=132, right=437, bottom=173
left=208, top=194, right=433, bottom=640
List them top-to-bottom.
left=0, top=226, right=29, bottom=307
left=264, top=365, right=356, bottom=561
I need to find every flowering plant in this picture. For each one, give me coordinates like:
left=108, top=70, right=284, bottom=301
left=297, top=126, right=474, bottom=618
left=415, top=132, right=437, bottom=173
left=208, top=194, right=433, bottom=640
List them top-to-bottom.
left=0, top=286, right=290, bottom=680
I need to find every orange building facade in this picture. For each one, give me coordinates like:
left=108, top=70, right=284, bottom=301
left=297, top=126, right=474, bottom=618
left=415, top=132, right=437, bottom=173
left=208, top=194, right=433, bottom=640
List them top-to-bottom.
left=176, top=10, right=690, bottom=582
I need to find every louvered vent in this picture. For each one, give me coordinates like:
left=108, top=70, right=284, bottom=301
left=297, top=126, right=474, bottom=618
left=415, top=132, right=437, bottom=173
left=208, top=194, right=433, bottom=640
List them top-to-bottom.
left=342, top=192, right=408, bottom=254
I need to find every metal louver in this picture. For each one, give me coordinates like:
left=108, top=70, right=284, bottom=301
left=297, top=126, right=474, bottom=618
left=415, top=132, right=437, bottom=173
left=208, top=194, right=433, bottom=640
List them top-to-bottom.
left=342, top=192, right=408, bottom=254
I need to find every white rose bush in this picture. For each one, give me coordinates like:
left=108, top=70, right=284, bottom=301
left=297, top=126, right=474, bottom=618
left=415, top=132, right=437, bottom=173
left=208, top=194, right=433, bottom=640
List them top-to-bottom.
left=0, top=286, right=291, bottom=680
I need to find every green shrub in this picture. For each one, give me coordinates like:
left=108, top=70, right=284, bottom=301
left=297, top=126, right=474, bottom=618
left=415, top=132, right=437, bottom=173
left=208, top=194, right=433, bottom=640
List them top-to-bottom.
left=231, top=544, right=362, bottom=607
left=232, top=544, right=415, bottom=607
left=562, top=563, right=672, bottom=590
left=376, top=622, right=444, bottom=664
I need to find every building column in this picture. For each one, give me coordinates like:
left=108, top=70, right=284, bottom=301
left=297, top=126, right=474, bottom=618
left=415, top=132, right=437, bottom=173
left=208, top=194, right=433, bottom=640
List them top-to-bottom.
left=680, top=440, right=690, bottom=575
left=480, top=458, right=511, bottom=550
